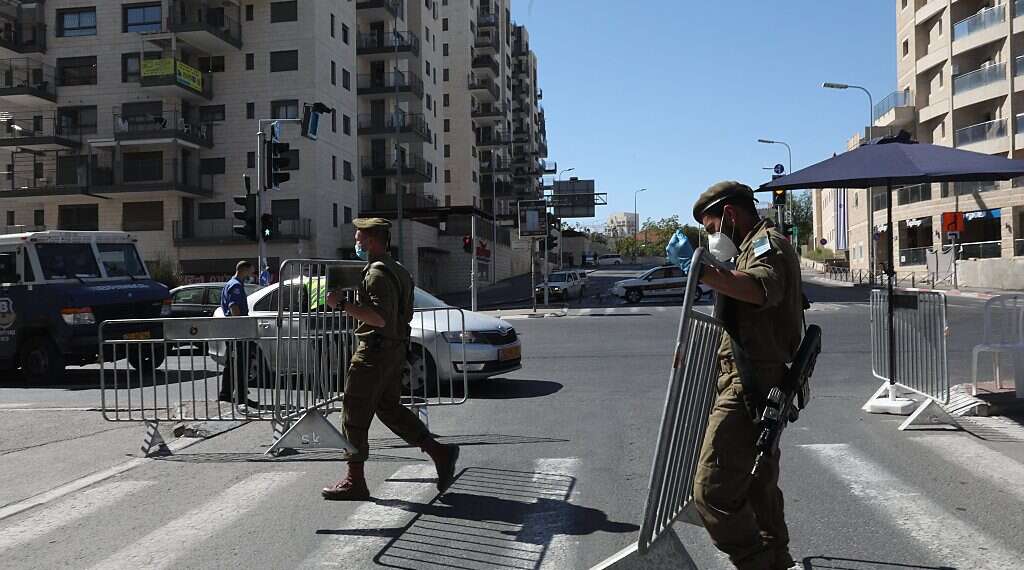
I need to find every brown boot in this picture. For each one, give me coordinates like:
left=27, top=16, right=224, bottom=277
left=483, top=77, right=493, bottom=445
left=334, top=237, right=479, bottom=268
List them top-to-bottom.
left=421, top=439, right=460, bottom=491
left=321, top=463, right=370, bottom=501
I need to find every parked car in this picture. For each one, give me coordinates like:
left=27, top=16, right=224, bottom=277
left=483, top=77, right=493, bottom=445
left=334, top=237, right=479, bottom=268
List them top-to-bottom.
left=596, top=254, right=623, bottom=266
left=610, top=265, right=707, bottom=304
left=569, top=269, right=589, bottom=293
left=534, top=271, right=584, bottom=300
left=209, top=279, right=522, bottom=390
left=169, top=283, right=259, bottom=318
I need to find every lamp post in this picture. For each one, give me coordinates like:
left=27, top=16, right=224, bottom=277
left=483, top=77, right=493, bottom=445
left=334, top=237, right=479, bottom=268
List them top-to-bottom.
left=823, top=81, right=876, bottom=281
left=757, top=138, right=793, bottom=230
left=634, top=188, right=646, bottom=260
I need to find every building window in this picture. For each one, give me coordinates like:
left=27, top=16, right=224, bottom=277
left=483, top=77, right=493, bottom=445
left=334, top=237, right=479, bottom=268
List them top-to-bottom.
left=270, top=1, right=298, bottom=23
left=123, top=3, right=162, bottom=33
left=245, top=4, right=254, bottom=21
left=58, top=8, right=97, bottom=37
left=330, top=14, right=335, bottom=37
left=442, top=17, right=448, bottom=31
left=342, top=24, right=350, bottom=44
left=902, top=39, right=909, bottom=57
left=443, top=43, right=448, bottom=56
left=270, top=50, right=299, bottom=72
left=121, top=52, right=160, bottom=83
left=245, top=53, right=255, bottom=70
left=58, top=56, right=97, bottom=86
left=198, top=56, right=225, bottom=73
left=331, top=61, right=336, bottom=85
left=443, top=68, right=449, bottom=81
left=342, top=69, right=351, bottom=90
left=443, top=93, right=449, bottom=107
left=426, top=94, right=432, bottom=110
left=271, top=99, right=299, bottom=119
left=246, top=102, right=255, bottom=119
left=199, top=105, right=226, bottom=122
left=57, top=106, right=97, bottom=135
left=332, top=112, right=337, bottom=132
left=343, top=114, right=351, bottom=135
left=444, top=119, right=450, bottom=132
left=444, top=144, right=450, bottom=158
left=123, top=151, right=163, bottom=182
left=247, top=152, right=256, bottom=168
left=332, top=155, right=337, bottom=180
left=200, top=158, right=226, bottom=175
left=343, top=160, right=353, bottom=181
left=445, top=169, right=451, bottom=183
left=472, top=171, right=477, bottom=182
left=896, top=183, right=932, bottom=206
left=271, top=199, right=300, bottom=220
left=122, top=201, right=164, bottom=232
left=198, top=202, right=225, bottom=220
left=333, top=203, right=339, bottom=227
left=58, top=204, right=98, bottom=231
left=344, top=206, right=352, bottom=224
left=34, top=210, right=44, bottom=227
left=6, top=211, right=14, bottom=226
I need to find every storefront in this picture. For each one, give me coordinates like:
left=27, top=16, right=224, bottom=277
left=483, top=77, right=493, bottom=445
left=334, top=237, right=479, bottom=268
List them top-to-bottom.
left=943, top=209, right=1001, bottom=259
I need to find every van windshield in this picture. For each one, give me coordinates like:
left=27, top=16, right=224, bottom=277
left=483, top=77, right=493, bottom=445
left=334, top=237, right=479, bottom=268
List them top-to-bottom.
left=36, top=243, right=101, bottom=280
left=97, top=243, right=147, bottom=277
left=548, top=273, right=569, bottom=282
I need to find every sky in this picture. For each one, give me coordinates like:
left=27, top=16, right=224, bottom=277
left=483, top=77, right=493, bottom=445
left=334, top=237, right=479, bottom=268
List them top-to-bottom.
left=510, top=0, right=897, bottom=230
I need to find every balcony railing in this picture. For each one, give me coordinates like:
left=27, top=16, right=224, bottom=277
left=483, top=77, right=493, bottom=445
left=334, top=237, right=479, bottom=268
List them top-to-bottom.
left=168, top=0, right=243, bottom=48
left=356, top=0, right=401, bottom=17
left=953, top=4, right=1005, bottom=41
left=478, top=13, right=498, bottom=28
left=0, top=16, right=46, bottom=53
left=356, top=31, right=420, bottom=55
left=475, top=34, right=497, bottom=50
left=472, top=55, right=500, bottom=76
left=0, top=57, right=56, bottom=100
left=139, top=58, right=213, bottom=99
left=953, top=62, right=1005, bottom=94
left=356, top=71, right=424, bottom=98
left=469, top=77, right=500, bottom=100
left=872, top=90, right=912, bottom=122
left=472, top=104, right=505, bottom=120
left=113, top=110, right=214, bottom=147
left=357, top=112, right=431, bottom=142
left=0, top=115, right=84, bottom=146
left=954, top=117, right=1006, bottom=146
left=476, top=130, right=511, bottom=146
left=360, top=152, right=433, bottom=181
left=2, top=158, right=211, bottom=196
left=360, top=191, right=439, bottom=212
left=958, top=240, right=1002, bottom=259
left=898, top=247, right=930, bottom=266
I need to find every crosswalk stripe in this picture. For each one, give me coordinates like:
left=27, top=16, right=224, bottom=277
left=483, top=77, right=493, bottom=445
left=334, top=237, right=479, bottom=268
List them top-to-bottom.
left=629, top=307, right=639, bottom=313
left=579, top=308, right=593, bottom=315
left=603, top=308, right=614, bottom=315
left=909, top=435, right=1024, bottom=504
left=800, top=443, right=1021, bottom=568
left=532, top=458, right=580, bottom=570
left=301, top=464, right=438, bottom=568
left=90, top=471, right=301, bottom=570
left=0, top=481, right=152, bottom=553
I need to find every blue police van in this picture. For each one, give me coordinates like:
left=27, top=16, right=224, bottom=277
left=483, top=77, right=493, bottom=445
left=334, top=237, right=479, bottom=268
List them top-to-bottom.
left=0, top=231, right=171, bottom=383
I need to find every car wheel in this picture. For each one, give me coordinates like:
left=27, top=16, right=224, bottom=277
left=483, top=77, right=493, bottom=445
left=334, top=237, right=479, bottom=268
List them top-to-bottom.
left=625, top=289, right=643, bottom=304
left=19, top=335, right=64, bottom=384
left=245, top=343, right=273, bottom=389
left=127, top=344, right=166, bottom=372
left=404, top=346, right=438, bottom=397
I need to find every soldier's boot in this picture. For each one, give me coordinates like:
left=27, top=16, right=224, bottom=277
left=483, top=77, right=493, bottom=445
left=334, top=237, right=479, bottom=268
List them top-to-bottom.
left=421, top=439, right=460, bottom=491
left=321, top=462, right=370, bottom=501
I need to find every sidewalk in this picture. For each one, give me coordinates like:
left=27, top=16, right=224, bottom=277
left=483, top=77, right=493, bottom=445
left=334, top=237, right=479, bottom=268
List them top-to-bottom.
left=800, top=264, right=1024, bottom=301
left=437, top=272, right=534, bottom=309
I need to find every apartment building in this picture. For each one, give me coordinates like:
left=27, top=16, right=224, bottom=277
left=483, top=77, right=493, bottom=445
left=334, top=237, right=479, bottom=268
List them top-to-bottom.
left=0, top=0, right=360, bottom=281
left=816, top=0, right=1024, bottom=286
left=508, top=24, right=552, bottom=215
left=605, top=212, right=638, bottom=238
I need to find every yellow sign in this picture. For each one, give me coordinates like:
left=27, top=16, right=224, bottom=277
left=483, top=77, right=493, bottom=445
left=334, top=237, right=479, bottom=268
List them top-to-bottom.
left=139, top=58, right=204, bottom=94
left=141, top=58, right=173, bottom=77
left=175, top=61, right=203, bottom=92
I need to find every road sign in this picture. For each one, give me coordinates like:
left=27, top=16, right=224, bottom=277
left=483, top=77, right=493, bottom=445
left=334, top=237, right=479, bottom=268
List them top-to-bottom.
left=774, top=164, right=785, bottom=175
left=518, top=203, right=547, bottom=238
left=941, top=211, right=965, bottom=234
left=946, top=231, right=960, bottom=241
left=820, top=238, right=827, bottom=246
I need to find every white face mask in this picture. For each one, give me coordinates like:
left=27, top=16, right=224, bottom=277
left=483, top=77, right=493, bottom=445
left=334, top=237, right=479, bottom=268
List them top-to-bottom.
left=707, top=216, right=739, bottom=262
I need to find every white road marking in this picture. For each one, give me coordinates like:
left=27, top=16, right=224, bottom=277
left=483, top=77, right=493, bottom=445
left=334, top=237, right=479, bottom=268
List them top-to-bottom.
left=629, top=307, right=640, bottom=313
left=579, top=308, right=593, bottom=315
left=603, top=308, right=614, bottom=315
left=910, top=435, right=1024, bottom=503
left=801, top=443, right=1022, bottom=569
left=532, top=457, right=581, bottom=570
left=302, top=464, right=438, bottom=568
left=90, top=471, right=301, bottom=570
left=0, top=481, right=152, bottom=552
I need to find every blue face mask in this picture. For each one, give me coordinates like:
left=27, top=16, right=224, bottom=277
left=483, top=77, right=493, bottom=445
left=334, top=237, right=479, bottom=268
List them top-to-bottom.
left=665, top=229, right=694, bottom=273
left=354, top=243, right=369, bottom=261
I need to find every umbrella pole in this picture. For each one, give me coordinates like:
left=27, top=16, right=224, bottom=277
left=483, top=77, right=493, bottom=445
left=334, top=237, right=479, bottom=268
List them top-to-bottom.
left=887, top=181, right=896, bottom=392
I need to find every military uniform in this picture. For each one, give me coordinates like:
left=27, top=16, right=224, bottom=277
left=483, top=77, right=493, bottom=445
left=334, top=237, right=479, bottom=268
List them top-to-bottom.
left=691, top=183, right=804, bottom=570
left=341, top=221, right=429, bottom=462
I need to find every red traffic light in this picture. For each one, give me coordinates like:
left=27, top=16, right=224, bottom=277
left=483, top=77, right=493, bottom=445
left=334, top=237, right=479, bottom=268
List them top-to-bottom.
left=462, top=235, right=473, bottom=253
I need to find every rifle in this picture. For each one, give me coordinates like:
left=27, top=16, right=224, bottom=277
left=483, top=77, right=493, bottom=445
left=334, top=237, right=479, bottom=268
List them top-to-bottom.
left=751, top=324, right=822, bottom=477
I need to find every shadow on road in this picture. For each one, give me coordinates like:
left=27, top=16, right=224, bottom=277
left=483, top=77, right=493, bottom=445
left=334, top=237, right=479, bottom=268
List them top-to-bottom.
left=803, top=281, right=872, bottom=304
left=1, top=368, right=220, bottom=390
left=470, top=378, right=563, bottom=399
left=370, top=433, right=570, bottom=450
left=155, top=450, right=423, bottom=463
left=315, top=467, right=638, bottom=570
left=802, top=555, right=954, bottom=570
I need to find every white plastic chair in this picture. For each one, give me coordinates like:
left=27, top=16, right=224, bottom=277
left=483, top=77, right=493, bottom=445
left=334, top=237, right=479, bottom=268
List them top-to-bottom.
left=971, top=294, right=1024, bottom=395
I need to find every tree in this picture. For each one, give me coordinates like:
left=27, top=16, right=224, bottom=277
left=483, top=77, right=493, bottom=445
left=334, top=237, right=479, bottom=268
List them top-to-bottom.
left=791, top=191, right=813, bottom=246
left=638, top=215, right=705, bottom=256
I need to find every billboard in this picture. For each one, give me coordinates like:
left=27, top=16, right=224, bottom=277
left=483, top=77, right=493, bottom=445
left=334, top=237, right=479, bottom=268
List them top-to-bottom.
left=552, top=179, right=596, bottom=218
left=518, top=202, right=547, bottom=238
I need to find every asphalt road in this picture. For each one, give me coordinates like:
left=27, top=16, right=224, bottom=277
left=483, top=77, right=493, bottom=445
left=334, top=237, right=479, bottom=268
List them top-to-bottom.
left=1, top=270, right=1023, bottom=568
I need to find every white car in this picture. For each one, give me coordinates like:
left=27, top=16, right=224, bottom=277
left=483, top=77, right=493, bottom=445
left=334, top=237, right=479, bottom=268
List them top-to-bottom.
left=596, top=254, right=623, bottom=266
left=610, top=265, right=707, bottom=304
left=534, top=271, right=584, bottom=300
left=210, top=279, right=522, bottom=387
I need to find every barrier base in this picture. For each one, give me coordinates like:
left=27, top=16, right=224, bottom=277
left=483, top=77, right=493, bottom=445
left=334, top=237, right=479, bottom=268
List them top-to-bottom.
left=862, top=382, right=916, bottom=415
left=898, top=399, right=960, bottom=431
left=265, top=410, right=356, bottom=456
left=142, top=421, right=172, bottom=457
left=678, top=501, right=704, bottom=528
left=590, top=531, right=698, bottom=570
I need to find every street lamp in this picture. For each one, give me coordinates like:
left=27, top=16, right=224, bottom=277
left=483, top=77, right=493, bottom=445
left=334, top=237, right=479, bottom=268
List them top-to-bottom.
left=823, top=81, right=876, bottom=279
left=557, top=167, right=575, bottom=182
left=634, top=188, right=647, bottom=255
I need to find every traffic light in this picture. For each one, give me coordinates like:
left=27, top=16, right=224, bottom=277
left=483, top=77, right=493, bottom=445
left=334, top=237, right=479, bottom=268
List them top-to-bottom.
left=265, top=140, right=291, bottom=190
left=772, top=189, right=786, bottom=206
left=232, top=194, right=257, bottom=241
left=260, top=213, right=276, bottom=241
left=547, top=234, right=558, bottom=251
left=462, top=235, right=473, bottom=253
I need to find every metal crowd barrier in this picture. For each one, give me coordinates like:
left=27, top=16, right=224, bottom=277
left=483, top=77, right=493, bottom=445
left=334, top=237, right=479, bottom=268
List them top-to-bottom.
left=868, top=289, right=953, bottom=430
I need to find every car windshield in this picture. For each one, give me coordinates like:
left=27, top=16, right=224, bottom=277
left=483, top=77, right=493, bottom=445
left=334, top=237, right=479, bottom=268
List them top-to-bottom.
left=36, top=243, right=102, bottom=280
left=97, top=244, right=147, bottom=277
left=549, top=273, right=569, bottom=282
left=414, top=288, right=449, bottom=308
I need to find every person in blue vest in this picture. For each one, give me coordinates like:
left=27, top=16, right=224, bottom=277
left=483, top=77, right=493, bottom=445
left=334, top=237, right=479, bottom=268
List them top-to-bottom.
left=219, top=260, right=259, bottom=411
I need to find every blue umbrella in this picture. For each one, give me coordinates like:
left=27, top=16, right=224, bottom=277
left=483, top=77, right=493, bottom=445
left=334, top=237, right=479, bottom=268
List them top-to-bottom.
left=760, top=131, right=1024, bottom=392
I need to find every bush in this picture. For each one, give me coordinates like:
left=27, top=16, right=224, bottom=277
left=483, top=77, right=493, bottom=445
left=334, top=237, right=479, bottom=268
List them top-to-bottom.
left=803, top=247, right=836, bottom=262
left=148, top=258, right=182, bottom=289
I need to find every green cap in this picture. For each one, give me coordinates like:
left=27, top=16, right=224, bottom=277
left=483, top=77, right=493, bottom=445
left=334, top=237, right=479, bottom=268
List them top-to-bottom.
left=692, top=181, right=755, bottom=222
left=352, top=217, right=392, bottom=230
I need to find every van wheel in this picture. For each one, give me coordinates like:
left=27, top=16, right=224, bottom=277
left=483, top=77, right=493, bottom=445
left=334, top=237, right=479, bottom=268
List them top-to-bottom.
left=625, top=289, right=643, bottom=304
left=20, top=335, right=65, bottom=384
left=127, top=345, right=166, bottom=372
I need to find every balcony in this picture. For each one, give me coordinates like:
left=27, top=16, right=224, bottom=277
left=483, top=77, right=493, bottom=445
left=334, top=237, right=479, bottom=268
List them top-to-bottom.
left=168, top=0, right=243, bottom=51
left=356, top=0, right=401, bottom=19
left=953, top=5, right=1005, bottom=45
left=478, top=10, right=498, bottom=29
left=0, top=15, right=45, bottom=54
left=356, top=31, right=420, bottom=59
left=475, top=34, right=497, bottom=53
left=472, top=54, right=500, bottom=77
left=0, top=58, right=56, bottom=105
left=139, top=58, right=213, bottom=101
left=953, top=62, right=1005, bottom=95
left=356, top=71, right=424, bottom=99
left=469, top=77, right=500, bottom=101
left=872, top=89, right=914, bottom=127
left=472, top=104, right=505, bottom=123
left=113, top=111, right=214, bottom=149
left=357, top=112, right=432, bottom=143
left=0, top=116, right=82, bottom=150
left=954, top=117, right=1007, bottom=148
left=476, top=130, right=511, bottom=147
left=360, top=152, right=433, bottom=183
left=480, top=156, right=511, bottom=174
left=1, top=157, right=211, bottom=198
left=540, top=159, right=557, bottom=174
left=360, top=190, right=439, bottom=214
left=173, top=218, right=311, bottom=245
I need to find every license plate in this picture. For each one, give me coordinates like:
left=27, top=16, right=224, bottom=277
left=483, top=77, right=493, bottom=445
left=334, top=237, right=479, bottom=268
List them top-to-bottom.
left=124, top=331, right=151, bottom=341
left=499, top=345, right=521, bottom=361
